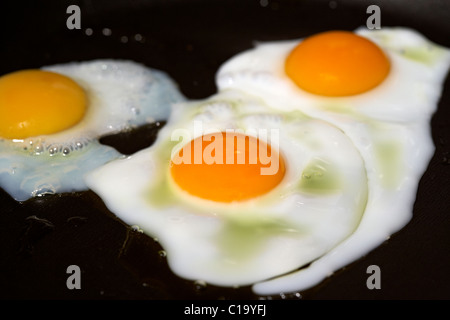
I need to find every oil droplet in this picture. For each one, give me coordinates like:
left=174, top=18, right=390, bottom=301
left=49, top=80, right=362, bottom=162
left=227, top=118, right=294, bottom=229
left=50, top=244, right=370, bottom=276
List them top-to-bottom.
left=102, top=28, right=112, bottom=36
left=134, top=33, right=146, bottom=43
left=75, top=141, right=83, bottom=150
left=33, top=143, right=44, bottom=154
left=48, top=146, right=58, bottom=156
left=442, top=152, right=450, bottom=165
left=130, top=225, right=144, bottom=233
left=158, top=250, right=167, bottom=258
left=194, top=280, right=207, bottom=292
left=280, top=292, right=302, bottom=300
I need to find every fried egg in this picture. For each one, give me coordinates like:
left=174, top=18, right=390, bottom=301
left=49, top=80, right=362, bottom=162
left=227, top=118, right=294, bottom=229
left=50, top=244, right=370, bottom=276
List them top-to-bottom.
left=85, top=27, right=450, bottom=295
left=215, top=27, right=450, bottom=294
left=217, top=27, right=450, bottom=122
left=0, top=60, right=185, bottom=201
left=85, top=90, right=368, bottom=287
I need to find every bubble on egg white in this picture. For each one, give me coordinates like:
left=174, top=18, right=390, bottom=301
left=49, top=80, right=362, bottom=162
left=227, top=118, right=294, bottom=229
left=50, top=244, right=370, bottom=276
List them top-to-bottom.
left=0, top=60, right=186, bottom=201
left=0, top=139, right=122, bottom=201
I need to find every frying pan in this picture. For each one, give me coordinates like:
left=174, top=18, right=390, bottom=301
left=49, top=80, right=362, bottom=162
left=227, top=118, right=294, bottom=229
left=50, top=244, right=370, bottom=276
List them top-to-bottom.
left=0, top=0, right=449, bottom=300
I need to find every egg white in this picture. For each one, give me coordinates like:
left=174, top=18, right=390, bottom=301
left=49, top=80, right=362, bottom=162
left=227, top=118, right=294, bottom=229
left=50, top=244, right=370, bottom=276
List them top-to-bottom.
left=0, top=59, right=186, bottom=201
left=84, top=90, right=368, bottom=287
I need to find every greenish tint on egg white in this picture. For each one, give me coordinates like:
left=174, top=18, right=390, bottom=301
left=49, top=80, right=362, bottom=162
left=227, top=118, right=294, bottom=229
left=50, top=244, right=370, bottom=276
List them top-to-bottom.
left=400, top=46, right=446, bottom=65
left=318, top=103, right=365, bottom=121
left=145, top=138, right=180, bottom=207
left=373, top=140, right=403, bottom=188
left=298, top=158, right=342, bottom=194
left=147, top=171, right=177, bottom=207
left=216, top=215, right=301, bottom=261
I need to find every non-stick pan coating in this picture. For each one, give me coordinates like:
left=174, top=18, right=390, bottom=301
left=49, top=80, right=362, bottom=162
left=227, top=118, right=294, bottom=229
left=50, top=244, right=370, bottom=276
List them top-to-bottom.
left=0, top=0, right=449, bottom=299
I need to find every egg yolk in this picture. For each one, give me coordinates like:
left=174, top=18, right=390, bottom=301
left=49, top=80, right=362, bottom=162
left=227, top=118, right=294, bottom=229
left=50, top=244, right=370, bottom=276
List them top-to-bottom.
left=285, top=31, right=390, bottom=96
left=0, top=69, right=87, bottom=139
left=170, top=132, right=286, bottom=203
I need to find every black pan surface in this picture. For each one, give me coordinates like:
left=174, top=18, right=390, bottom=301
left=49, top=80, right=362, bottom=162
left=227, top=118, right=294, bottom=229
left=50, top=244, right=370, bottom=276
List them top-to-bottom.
left=0, top=0, right=449, bottom=300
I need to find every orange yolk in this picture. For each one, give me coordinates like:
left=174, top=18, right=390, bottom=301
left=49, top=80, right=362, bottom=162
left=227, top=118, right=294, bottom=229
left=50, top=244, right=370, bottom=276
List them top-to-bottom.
left=285, top=31, right=390, bottom=96
left=0, top=69, right=87, bottom=139
left=170, top=132, right=286, bottom=203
